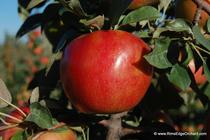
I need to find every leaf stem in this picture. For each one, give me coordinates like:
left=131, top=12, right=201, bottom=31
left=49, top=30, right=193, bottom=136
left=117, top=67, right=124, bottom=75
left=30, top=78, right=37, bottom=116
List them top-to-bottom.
left=190, top=43, right=206, bottom=63
left=195, top=46, right=210, bottom=56
left=0, top=112, right=23, bottom=123
left=0, top=117, right=12, bottom=126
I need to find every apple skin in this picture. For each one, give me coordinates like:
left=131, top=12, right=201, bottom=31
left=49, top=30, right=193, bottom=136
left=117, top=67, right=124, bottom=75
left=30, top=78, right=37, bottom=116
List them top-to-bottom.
left=128, top=0, right=159, bottom=10
left=175, top=0, right=210, bottom=27
left=60, top=30, right=153, bottom=114
left=188, top=59, right=206, bottom=85
left=0, top=107, right=29, bottom=140
left=0, top=127, right=24, bottom=140
left=34, top=129, right=77, bottom=140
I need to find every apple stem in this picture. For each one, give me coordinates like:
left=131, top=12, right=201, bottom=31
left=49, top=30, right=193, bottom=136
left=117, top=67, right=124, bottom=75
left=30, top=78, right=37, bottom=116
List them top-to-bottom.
left=0, top=96, right=27, bottom=117
left=0, top=112, right=23, bottom=123
left=105, top=112, right=127, bottom=140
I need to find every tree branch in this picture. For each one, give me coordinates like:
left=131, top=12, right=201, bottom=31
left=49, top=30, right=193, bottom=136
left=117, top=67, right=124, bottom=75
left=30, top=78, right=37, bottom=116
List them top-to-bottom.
left=193, top=0, right=210, bottom=15
left=99, top=112, right=141, bottom=140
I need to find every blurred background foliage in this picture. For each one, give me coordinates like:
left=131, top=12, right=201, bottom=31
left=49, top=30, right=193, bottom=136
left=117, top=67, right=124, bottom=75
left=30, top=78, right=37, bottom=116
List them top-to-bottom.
left=0, top=30, right=51, bottom=106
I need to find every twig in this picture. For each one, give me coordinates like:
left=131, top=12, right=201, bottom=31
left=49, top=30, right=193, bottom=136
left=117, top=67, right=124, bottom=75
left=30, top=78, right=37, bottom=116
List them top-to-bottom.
left=193, top=0, right=210, bottom=14
left=193, top=4, right=203, bottom=25
left=99, top=112, right=141, bottom=140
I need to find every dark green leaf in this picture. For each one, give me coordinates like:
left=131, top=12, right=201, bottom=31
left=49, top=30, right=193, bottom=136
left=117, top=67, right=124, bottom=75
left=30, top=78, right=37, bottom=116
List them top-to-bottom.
left=27, top=0, right=46, bottom=10
left=59, top=0, right=87, bottom=17
left=107, top=0, right=132, bottom=26
left=41, top=3, right=62, bottom=27
left=122, top=6, right=160, bottom=25
left=16, top=14, right=42, bottom=38
left=192, top=25, right=210, bottom=51
left=55, top=29, right=80, bottom=53
left=144, top=38, right=172, bottom=69
left=182, top=43, right=193, bottom=66
left=204, top=63, right=210, bottom=83
left=167, top=64, right=191, bottom=90
left=25, top=102, right=55, bottom=129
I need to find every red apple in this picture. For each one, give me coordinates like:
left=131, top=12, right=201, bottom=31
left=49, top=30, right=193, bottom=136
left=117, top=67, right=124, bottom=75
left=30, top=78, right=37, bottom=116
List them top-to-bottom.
left=128, top=0, right=159, bottom=10
left=175, top=0, right=210, bottom=27
left=60, top=30, right=153, bottom=114
left=33, top=47, right=43, bottom=55
left=40, top=57, right=49, bottom=65
left=188, top=59, right=206, bottom=85
left=0, top=107, right=29, bottom=140
left=34, top=129, right=77, bottom=140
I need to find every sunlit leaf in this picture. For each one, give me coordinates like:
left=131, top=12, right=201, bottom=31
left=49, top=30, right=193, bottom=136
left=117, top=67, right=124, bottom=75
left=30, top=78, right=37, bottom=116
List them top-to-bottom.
left=27, top=0, right=46, bottom=10
left=122, top=6, right=160, bottom=25
left=0, top=79, right=12, bottom=108
left=30, top=87, right=39, bottom=104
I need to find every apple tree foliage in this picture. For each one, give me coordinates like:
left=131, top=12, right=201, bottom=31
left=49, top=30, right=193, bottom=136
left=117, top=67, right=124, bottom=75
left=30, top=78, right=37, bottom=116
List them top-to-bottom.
left=0, top=0, right=210, bottom=139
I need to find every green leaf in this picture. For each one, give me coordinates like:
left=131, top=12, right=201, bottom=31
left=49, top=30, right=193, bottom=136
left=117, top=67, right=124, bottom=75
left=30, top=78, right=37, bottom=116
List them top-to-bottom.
left=27, top=0, right=46, bottom=10
left=158, top=0, right=171, bottom=13
left=122, top=6, right=160, bottom=25
left=16, top=14, right=42, bottom=38
left=206, top=17, right=210, bottom=33
left=153, top=19, right=192, bottom=38
left=192, top=25, right=210, bottom=51
left=133, top=31, right=150, bottom=38
left=144, top=38, right=173, bottom=69
left=182, top=43, right=193, bottom=66
left=204, top=63, right=210, bottom=83
left=167, top=64, right=191, bottom=90
left=0, top=78, right=12, bottom=108
left=30, top=87, right=39, bottom=104
left=25, top=102, right=55, bottom=129
left=11, top=131, right=27, bottom=140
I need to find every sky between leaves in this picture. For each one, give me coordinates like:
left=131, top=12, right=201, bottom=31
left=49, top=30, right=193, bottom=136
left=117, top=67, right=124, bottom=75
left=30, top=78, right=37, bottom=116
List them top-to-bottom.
left=0, top=0, right=22, bottom=43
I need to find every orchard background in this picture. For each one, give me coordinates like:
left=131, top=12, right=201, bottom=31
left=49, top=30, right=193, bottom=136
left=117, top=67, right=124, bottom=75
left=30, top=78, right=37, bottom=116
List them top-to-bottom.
left=0, top=0, right=210, bottom=140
